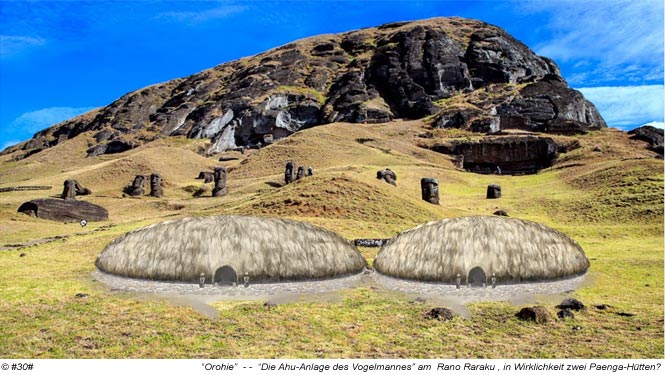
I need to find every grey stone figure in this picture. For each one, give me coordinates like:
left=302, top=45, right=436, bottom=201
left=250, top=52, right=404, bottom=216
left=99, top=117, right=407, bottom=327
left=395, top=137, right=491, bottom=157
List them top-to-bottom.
left=284, top=161, right=295, bottom=184
left=296, top=166, right=305, bottom=180
left=212, top=167, right=228, bottom=197
left=150, top=173, right=163, bottom=197
left=128, top=175, right=146, bottom=196
left=420, top=178, right=439, bottom=204
left=487, top=184, right=501, bottom=199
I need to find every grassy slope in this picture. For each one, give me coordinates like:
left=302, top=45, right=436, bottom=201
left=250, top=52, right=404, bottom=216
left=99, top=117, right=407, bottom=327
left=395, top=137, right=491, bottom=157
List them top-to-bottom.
left=0, top=121, right=662, bottom=358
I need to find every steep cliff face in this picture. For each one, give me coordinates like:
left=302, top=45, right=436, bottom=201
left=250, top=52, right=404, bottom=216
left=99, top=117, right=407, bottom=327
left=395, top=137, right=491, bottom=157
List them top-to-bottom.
left=4, top=17, right=606, bottom=158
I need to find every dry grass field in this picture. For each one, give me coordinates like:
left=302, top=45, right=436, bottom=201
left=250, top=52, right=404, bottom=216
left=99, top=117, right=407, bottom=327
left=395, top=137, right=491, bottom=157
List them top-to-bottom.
left=0, top=120, right=662, bottom=358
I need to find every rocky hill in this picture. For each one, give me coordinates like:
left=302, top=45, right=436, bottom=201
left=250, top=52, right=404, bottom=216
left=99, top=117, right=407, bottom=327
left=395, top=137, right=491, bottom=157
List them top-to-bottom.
left=4, top=17, right=606, bottom=159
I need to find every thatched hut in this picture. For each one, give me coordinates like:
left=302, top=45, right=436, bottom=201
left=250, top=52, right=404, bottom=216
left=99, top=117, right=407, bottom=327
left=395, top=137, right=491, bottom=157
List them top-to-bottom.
left=96, top=215, right=366, bottom=283
left=374, top=216, right=589, bottom=284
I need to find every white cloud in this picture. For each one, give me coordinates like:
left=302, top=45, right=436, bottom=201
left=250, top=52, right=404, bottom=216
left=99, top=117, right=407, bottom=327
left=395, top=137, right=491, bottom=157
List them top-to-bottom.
left=521, top=0, right=664, bottom=85
left=156, top=5, right=247, bottom=23
left=0, top=35, right=46, bottom=56
left=577, top=85, right=664, bottom=130
left=11, top=106, right=96, bottom=133
left=640, top=121, right=664, bottom=129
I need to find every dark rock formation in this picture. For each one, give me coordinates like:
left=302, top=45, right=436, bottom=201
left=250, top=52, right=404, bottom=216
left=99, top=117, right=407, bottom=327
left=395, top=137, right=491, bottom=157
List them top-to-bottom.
left=3, top=17, right=605, bottom=158
left=628, top=126, right=664, bottom=155
left=432, top=136, right=560, bottom=175
left=284, top=161, right=295, bottom=184
left=296, top=166, right=305, bottom=180
left=212, top=167, right=227, bottom=197
left=376, top=168, right=397, bottom=186
left=196, top=171, right=214, bottom=183
left=149, top=173, right=163, bottom=197
left=125, top=175, right=146, bottom=196
left=420, top=178, right=439, bottom=204
left=487, top=184, right=501, bottom=199
left=18, top=198, right=108, bottom=222
left=493, top=209, right=508, bottom=216
left=556, top=298, right=585, bottom=311
left=515, top=306, right=550, bottom=324
left=424, top=307, right=454, bottom=321
left=557, top=309, right=575, bottom=320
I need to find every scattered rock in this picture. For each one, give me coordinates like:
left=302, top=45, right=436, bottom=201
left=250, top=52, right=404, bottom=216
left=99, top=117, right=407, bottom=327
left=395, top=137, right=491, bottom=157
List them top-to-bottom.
left=212, top=167, right=228, bottom=197
left=376, top=168, right=397, bottom=186
left=149, top=173, right=163, bottom=198
left=420, top=178, right=439, bottom=205
left=486, top=184, right=501, bottom=199
left=493, top=209, right=509, bottom=216
left=19, top=253, right=26, bottom=257
left=75, top=293, right=89, bottom=298
left=556, top=298, right=585, bottom=311
left=263, top=302, right=277, bottom=308
left=594, top=304, right=612, bottom=310
left=515, top=306, right=550, bottom=323
left=424, top=307, right=454, bottom=321
left=557, top=309, right=575, bottom=320
left=617, top=312, right=635, bottom=317
left=572, top=326, right=583, bottom=331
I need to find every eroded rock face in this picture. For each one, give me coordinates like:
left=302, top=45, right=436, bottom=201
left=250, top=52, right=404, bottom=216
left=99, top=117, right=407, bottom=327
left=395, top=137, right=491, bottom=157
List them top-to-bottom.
left=4, top=17, right=604, bottom=158
left=628, top=126, right=664, bottom=155
left=433, top=136, right=559, bottom=175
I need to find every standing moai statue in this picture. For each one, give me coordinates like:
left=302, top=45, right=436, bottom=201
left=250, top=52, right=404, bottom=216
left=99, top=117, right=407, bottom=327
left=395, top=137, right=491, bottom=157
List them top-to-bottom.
left=284, top=161, right=295, bottom=184
left=296, top=166, right=305, bottom=180
left=212, top=167, right=228, bottom=197
left=307, top=167, right=313, bottom=176
left=376, top=168, right=397, bottom=186
left=150, top=173, right=163, bottom=197
left=128, top=175, right=146, bottom=196
left=420, top=178, right=439, bottom=205
left=62, top=179, right=77, bottom=201
left=487, top=184, right=501, bottom=199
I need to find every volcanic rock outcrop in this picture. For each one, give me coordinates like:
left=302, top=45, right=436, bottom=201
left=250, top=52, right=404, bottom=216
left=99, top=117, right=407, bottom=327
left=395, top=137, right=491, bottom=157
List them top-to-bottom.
left=2, top=17, right=605, bottom=159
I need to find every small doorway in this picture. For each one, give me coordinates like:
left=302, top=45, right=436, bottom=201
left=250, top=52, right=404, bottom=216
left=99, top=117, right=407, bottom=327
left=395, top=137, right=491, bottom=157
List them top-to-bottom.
left=214, top=265, right=238, bottom=286
left=467, top=266, right=487, bottom=287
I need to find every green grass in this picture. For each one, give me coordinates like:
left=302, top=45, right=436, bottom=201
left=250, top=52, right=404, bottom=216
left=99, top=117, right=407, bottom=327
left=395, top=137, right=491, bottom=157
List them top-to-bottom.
left=0, top=122, right=662, bottom=358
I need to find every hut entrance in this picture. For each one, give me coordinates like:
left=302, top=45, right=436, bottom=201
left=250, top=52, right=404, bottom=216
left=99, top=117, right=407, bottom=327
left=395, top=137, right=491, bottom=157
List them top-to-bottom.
left=214, top=265, right=238, bottom=286
left=467, top=266, right=487, bottom=287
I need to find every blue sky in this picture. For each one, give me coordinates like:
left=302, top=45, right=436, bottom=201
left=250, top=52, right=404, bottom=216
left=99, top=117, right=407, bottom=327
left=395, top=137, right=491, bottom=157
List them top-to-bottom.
left=1, top=0, right=663, bottom=150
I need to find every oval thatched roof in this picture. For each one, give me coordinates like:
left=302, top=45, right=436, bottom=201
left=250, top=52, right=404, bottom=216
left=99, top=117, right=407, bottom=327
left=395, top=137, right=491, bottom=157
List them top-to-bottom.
left=96, top=215, right=366, bottom=282
left=374, top=216, right=589, bottom=282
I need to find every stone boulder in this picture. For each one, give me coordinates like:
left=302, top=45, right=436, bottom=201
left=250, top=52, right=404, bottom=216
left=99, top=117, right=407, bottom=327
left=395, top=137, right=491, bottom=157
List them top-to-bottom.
left=196, top=171, right=214, bottom=183
left=18, top=198, right=108, bottom=222
left=493, top=209, right=509, bottom=216
left=556, top=298, right=585, bottom=311
left=515, top=306, right=550, bottom=324
left=424, top=307, right=454, bottom=321
left=557, top=309, right=575, bottom=320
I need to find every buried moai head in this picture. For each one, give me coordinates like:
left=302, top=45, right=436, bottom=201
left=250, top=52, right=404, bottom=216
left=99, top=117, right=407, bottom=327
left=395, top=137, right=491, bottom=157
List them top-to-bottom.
left=284, top=161, right=295, bottom=184
left=296, top=166, right=305, bottom=180
left=212, top=167, right=228, bottom=197
left=307, top=167, right=313, bottom=176
left=376, top=168, right=397, bottom=186
left=196, top=171, right=214, bottom=183
left=150, top=173, right=163, bottom=197
left=125, top=175, right=146, bottom=196
left=420, top=178, right=439, bottom=204
left=62, top=179, right=78, bottom=201
left=487, top=184, right=501, bottom=199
